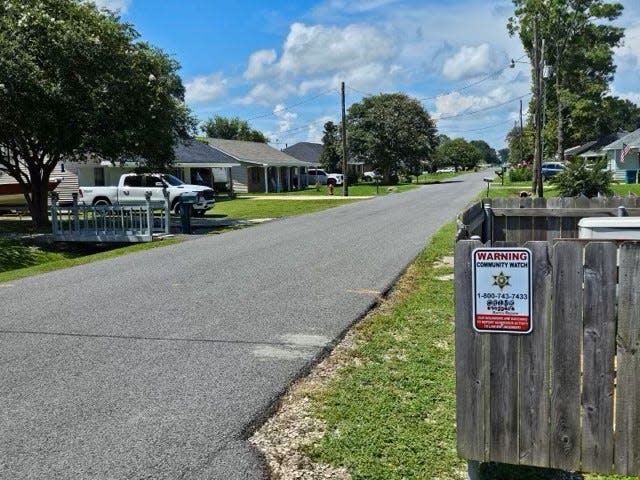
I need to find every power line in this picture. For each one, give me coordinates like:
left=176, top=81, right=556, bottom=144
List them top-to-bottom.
left=244, top=87, right=338, bottom=122
left=437, top=93, right=531, bottom=120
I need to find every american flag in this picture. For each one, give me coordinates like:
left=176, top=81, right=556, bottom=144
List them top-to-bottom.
left=621, top=143, right=631, bottom=163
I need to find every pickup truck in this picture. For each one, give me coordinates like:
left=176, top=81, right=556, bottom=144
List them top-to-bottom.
left=303, top=169, right=344, bottom=186
left=79, top=173, right=215, bottom=215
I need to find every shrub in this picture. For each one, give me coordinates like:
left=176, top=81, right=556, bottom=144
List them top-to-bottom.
left=549, top=157, right=612, bottom=197
left=509, top=166, right=532, bottom=182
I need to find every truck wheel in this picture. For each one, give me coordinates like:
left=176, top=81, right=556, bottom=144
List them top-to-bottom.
left=327, top=179, right=336, bottom=186
left=93, top=198, right=111, bottom=207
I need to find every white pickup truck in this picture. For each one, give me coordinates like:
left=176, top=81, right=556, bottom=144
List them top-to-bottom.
left=303, top=169, right=344, bottom=186
left=79, top=173, right=215, bottom=215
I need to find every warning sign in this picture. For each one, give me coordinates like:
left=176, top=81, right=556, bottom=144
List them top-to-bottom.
left=472, top=247, right=532, bottom=334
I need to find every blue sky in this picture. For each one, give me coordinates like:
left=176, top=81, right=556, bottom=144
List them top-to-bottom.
left=97, top=0, right=640, bottom=151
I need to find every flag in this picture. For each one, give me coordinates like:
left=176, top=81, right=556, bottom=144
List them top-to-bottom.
left=621, top=143, right=631, bottom=163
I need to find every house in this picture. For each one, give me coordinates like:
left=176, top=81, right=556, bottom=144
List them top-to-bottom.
left=602, top=128, right=640, bottom=183
left=564, top=132, right=629, bottom=182
left=77, top=138, right=240, bottom=192
left=204, top=138, right=313, bottom=193
left=282, top=141, right=365, bottom=177
left=282, top=142, right=324, bottom=165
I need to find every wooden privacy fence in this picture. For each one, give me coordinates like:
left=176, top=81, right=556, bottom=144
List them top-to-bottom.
left=458, top=197, right=640, bottom=243
left=455, top=239, right=640, bottom=475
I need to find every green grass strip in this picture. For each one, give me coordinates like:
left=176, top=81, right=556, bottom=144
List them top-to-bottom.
left=306, top=221, right=635, bottom=480
left=0, top=238, right=182, bottom=284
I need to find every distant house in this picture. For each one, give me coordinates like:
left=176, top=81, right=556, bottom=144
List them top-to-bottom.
left=602, top=128, right=640, bottom=183
left=564, top=132, right=630, bottom=181
left=77, top=138, right=240, bottom=192
left=205, top=138, right=313, bottom=193
left=283, top=141, right=365, bottom=176
left=282, top=142, right=323, bottom=165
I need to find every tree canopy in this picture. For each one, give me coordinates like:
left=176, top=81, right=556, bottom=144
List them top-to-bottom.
left=0, top=0, right=195, bottom=226
left=508, top=0, right=628, bottom=158
left=347, top=93, right=437, bottom=184
left=201, top=116, right=268, bottom=143
left=319, top=121, right=341, bottom=173
left=436, top=138, right=483, bottom=172
left=470, top=140, right=500, bottom=165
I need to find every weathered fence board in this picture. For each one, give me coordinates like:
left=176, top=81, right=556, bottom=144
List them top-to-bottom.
left=455, top=239, right=486, bottom=461
left=518, top=241, right=552, bottom=467
left=550, top=242, right=583, bottom=470
left=582, top=242, right=617, bottom=473
left=615, top=242, right=640, bottom=475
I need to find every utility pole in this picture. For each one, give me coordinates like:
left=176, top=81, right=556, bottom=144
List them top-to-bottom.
left=532, top=17, right=544, bottom=198
left=341, top=81, right=349, bottom=197
left=519, top=99, right=524, bottom=166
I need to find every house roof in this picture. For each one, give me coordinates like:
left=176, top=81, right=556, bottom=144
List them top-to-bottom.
left=603, top=128, right=640, bottom=151
left=565, top=132, right=629, bottom=158
left=173, top=138, right=240, bottom=168
left=205, top=138, right=312, bottom=167
left=282, top=142, right=323, bottom=164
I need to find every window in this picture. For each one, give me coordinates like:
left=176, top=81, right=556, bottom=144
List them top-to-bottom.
left=94, top=167, right=105, bottom=186
left=250, top=167, right=261, bottom=184
left=123, top=175, right=142, bottom=187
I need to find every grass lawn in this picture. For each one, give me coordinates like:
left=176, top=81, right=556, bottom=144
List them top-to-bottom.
left=206, top=196, right=361, bottom=219
left=299, top=221, right=635, bottom=480
left=0, top=236, right=182, bottom=284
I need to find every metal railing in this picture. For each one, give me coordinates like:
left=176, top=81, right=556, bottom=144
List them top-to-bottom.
left=51, top=191, right=171, bottom=243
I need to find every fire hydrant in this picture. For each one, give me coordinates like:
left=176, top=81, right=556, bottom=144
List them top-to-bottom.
left=327, top=183, right=334, bottom=195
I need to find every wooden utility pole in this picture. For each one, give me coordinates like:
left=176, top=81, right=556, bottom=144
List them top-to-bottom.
left=532, top=18, right=544, bottom=198
left=341, top=81, right=349, bottom=197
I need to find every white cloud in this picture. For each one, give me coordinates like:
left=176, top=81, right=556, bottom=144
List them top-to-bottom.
left=93, top=0, right=130, bottom=13
left=278, top=23, right=394, bottom=75
left=442, top=44, right=505, bottom=81
left=244, top=49, right=277, bottom=80
left=185, top=73, right=227, bottom=103
left=434, top=87, right=514, bottom=118
left=273, top=104, right=298, bottom=132
left=307, top=116, right=334, bottom=142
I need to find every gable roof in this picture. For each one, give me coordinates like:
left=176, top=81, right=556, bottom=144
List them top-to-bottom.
left=603, top=128, right=640, bottom=151
left=566, top=132, right=629, bottom=158
left=173, top=138, right=240, bottom=168
left=205, top=138, right=312, bottom=167
left=282, top=142, right=323, bottom=164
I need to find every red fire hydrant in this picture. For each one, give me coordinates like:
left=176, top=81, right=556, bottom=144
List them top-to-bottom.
left=327, top=183, right=334, bottom=195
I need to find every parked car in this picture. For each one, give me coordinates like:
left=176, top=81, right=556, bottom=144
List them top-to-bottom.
left=541, top=162, right=565, bottom=179
left=437, top=167, right=456, bottom=173
left=304, top=169, right=343, bottom=186
left=363, top=170, right=382, bottom=181
left=79, top=173, right=215, bottom=215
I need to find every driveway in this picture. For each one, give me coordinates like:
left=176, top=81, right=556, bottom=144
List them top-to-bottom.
left=0, top=171, right=487, bottom=479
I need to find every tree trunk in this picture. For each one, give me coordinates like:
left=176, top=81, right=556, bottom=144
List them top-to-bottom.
left=28, top=176, right=51, bottom=228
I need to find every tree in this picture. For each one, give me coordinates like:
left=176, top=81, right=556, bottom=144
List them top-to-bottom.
left=0, top=0, right=195, bottom=226
left=508, top=0, right=624, bottom=188
left=347, top=93, right=438, bottom=184
left=201, top=116, right=268, bottom=143
left=319, top=121, right=341, bottom=173
left=506, top=124, right=534, bottom=166
left=437, top=138, right=483, bottom=172
left=470, top=140, right=500, bottom=165
left=498, top=148, right=510, bottom=163
left=549, top=156, right=612, bottom=197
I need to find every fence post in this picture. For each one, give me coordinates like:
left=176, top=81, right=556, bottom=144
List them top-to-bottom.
left=163, top=186, right=170, bottom=234
left=145, top=191, right=153, bottom=239
left=50, top=192, right=59, bottom=237
left=72, top=192, right=79, bottom=233
left=482, top=201, right=493, bottom=244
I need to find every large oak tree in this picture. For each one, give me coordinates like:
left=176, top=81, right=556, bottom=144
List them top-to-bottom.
left=0, top=0, right=195, bottom=226
left=347, top=93, right=437, bottom=184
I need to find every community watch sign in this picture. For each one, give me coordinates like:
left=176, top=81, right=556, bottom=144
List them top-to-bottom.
left=471, top=248, right=532, bottom=334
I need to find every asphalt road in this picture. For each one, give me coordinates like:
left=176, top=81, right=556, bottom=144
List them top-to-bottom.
left=0, top=171, right=487, bottom=479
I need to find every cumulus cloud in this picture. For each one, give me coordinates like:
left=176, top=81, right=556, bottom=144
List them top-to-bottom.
left=93, top=0, right=130, bottom=12
left=442, top=44, right=504, bottom=81
left=244, top=49, right=277, bottom=80
left=185, top=73, right=227, bottom=103
left=434, top=87, right=514, bottom=119
left=273, top=104, right=298, bottom=132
